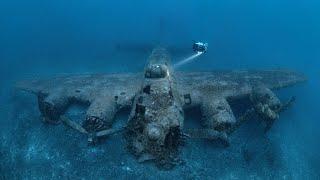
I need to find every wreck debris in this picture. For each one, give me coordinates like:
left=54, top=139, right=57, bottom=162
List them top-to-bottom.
left=16, top=47, right=307, bottom=168
left=249, top=85, right=296, bottom=132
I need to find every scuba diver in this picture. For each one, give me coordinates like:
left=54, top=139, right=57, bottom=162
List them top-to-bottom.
left=193, top=41, right=208, bottom=53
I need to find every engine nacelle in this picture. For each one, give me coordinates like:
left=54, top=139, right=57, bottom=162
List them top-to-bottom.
left=201, top=98, right=236, bottom=132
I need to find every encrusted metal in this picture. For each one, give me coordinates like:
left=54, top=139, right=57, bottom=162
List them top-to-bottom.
left=17, top=47, right=307, bottom=168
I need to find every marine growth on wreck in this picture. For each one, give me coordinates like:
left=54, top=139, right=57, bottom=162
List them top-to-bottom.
left=16, top=48, right=307, bottom=168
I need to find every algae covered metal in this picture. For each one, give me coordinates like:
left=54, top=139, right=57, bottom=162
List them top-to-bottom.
left=17, top=47, right=307, bottom=168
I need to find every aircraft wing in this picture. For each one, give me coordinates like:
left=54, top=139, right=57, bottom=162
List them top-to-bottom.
left=175, top=69, right=307, bottom=133
left=175, top=70, right=307, bottom=100
left=16, top=73, right=143, bottom=125
left=17, top=73, right=141, bottom=95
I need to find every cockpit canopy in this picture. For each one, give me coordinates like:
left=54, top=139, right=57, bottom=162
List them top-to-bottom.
left=145, top=64, right=168, bottom=79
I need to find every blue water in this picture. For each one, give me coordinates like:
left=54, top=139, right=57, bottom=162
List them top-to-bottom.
left=0, top=0, right=319, bottom=179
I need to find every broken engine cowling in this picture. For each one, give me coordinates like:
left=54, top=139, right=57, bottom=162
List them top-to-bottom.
left=250, top=86, right=282, bottom=131
left=250, top=86, right=282, bottom=119
left=38, top=92, right=70, bottom=124
left=201, top=97, right=236, bottom=132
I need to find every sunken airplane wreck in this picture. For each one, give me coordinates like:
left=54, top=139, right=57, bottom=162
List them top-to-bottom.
left=17, top=47, right=306, bottom=168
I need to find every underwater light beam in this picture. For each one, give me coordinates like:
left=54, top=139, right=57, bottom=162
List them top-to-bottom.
left=173, top=52, right=203, bottom=69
